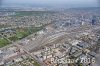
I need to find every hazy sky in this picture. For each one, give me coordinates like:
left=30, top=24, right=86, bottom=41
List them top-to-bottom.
left=0, top=0, right=100, bottom=8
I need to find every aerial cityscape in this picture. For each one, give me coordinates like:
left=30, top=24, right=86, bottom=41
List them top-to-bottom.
left=0, top=0, right=100, bottom=66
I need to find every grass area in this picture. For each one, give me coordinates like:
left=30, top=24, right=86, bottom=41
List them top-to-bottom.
left=12, top=11, right=55, bottom=16
left=0, top=26, right=43, bottom=48
left=8, top=26, right=43, bottom=41
left=8, top=36, right=19, bottom=42
left=0, top=38, right=10, bottom=48
left=27, top=57, right=40, bottom=66
left=33, top=61, right=40, bottom=66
